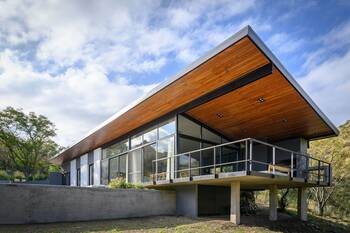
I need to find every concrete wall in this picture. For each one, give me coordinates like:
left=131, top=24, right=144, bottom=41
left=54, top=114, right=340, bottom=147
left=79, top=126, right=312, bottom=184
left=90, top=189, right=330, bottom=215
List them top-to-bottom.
left=275, top=138, right=308, bottom=178
left=0, top=184, right=176, bottom=224
left=175, top=185, right=198, bottom=217
left=198, top=185, right=230, bottom=215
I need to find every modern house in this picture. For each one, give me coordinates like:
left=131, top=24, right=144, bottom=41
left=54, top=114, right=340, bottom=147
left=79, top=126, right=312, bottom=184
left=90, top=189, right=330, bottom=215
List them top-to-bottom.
left=51, top=26, right=338, bottom=224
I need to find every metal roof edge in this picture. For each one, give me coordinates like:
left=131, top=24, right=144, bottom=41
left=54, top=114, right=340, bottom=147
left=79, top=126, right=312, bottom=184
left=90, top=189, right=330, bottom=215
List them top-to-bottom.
left=246, top=26, right=339, bottom=136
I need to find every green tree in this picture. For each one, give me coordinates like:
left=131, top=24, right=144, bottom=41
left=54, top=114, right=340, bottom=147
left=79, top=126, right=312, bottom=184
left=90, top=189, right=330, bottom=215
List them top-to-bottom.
left=0, top=107, right=62, bottom=181
left=308, top=121, right=350, bottom=217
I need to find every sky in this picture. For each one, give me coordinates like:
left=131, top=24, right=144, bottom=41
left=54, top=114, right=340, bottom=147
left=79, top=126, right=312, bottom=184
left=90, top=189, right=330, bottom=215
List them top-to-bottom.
left=0, top=0, right=349, bottom=147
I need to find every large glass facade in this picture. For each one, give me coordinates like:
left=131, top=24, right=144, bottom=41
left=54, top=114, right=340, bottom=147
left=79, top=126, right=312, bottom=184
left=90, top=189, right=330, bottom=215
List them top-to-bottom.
left=99, top=114, right=239, bottom=185
left=177, top=114, right=240, bottom=178
left=100, top=118, right=175, bottom=184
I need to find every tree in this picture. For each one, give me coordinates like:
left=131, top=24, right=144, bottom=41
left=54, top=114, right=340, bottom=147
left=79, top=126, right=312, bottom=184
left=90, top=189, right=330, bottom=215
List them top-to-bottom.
left=0, top=107, right=62, bottom=181
left=308, top=121, right=350, bottom=216
left=278, top=189, right=290, bottom=212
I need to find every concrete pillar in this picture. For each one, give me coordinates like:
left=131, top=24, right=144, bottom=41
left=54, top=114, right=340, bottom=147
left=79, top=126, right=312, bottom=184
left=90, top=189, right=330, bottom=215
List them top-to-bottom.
left=93, top=148, right=102, bottom=186
left=80, top=154, right=88, bottom=187
left=70, top=159, right=76, bottom=186
left=230, top=181, right=240, bottom=225
left=269, top=185, right=278, bottom=221
left=298, top=187, right=308, bottom=221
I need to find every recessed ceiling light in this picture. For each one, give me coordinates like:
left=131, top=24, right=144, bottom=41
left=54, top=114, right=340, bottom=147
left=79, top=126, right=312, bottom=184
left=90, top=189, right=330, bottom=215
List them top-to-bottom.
left=258, top=97, right=265, bottom=103
left=216, top=113, right=224, bottom=118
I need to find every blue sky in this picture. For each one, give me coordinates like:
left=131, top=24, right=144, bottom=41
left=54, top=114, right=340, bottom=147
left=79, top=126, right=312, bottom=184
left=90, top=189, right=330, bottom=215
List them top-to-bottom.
left=0, top=0, right=349, bottom=146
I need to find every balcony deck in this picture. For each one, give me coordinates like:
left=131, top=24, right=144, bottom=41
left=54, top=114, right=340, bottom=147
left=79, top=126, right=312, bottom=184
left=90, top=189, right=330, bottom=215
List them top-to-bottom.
left=146, top=138, right=331, bottom=190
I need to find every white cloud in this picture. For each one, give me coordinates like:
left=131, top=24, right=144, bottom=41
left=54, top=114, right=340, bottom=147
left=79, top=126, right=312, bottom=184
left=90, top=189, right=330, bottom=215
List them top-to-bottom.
left=0, top=0, right=263, bottom=146
left=303, top=20, right=350, bottom=71
left=267, top=32, right=304, bottom=54
left=0, top=50, right=156, bottom=146
left=299, top=50, right=350, bottom=126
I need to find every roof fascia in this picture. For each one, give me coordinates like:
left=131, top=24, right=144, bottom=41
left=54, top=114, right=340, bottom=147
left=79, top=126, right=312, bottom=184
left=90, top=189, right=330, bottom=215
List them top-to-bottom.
left=246, top=26, right=339, bottom=136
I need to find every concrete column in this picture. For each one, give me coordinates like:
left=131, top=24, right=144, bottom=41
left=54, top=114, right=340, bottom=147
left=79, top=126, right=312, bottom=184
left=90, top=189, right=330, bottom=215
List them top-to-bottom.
left=93, top=148, right=102, bottom=186
left=80, top=154, right=88, bottom=187
left=70, top=159, right=76, bottom=186
left=230, top=181, right=240, bottom=225
left=269, top=185, right=278, bottom=221
left=298, top=187, right=308, bottom=221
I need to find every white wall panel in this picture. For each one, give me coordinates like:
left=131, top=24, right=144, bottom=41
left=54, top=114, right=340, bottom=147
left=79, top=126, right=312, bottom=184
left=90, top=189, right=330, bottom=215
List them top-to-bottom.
left=93, top=148, right=102, bottom=186
left=80, top=154, right=88, bottom=187
left=70, top=159, right=76, bottom=186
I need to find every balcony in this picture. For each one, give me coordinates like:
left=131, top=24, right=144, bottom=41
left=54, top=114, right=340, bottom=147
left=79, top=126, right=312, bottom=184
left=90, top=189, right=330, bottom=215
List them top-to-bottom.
left=150, top=138, right=331, bottom=187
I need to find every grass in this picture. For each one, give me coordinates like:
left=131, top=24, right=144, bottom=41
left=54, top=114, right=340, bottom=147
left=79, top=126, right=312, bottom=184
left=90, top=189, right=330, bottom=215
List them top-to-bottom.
left=0, top=209, right=349, bottom=233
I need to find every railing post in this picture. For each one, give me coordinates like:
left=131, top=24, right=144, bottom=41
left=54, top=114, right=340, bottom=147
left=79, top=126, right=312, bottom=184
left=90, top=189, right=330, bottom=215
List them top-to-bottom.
left=249, top=139, right=253, bottom=171
left=245, top=140, right=248, bottom=172
left=272, top=147, right=276, bottom=174
left=213, top=148, right=216, bottom=175
left=291, top=152, right=294, bottom=178
left=189, top=153, right=191, bottom=178
left=155, top=158, right=158, bottom=182
left=318, top=160, right=321, bottom=183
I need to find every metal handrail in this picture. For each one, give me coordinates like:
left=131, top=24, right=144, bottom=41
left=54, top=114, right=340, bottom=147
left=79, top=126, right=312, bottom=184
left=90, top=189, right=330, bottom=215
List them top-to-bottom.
left=150, top=138, right=332, bottom=184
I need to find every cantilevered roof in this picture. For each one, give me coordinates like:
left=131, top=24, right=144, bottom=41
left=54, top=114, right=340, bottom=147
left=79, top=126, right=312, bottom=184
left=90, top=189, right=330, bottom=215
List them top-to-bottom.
left=51, top=26, right=338, bottom=164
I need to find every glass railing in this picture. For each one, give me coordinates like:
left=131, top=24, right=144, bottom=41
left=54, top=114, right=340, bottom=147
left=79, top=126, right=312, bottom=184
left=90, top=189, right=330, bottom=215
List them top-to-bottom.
left=151, top=138, right=331, bottom=184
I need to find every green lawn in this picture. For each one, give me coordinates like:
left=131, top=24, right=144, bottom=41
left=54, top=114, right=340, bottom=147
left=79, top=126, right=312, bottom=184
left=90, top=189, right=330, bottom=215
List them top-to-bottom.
left=0, top=210, right=349, bottom=233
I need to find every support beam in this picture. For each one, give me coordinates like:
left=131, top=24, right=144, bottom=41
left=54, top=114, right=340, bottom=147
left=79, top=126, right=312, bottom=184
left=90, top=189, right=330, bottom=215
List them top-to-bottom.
left=230, top=181, right=240, bottom=225
left=269, top=185, right=278, bottom=221
left=298, top=187, right=308, bottom=221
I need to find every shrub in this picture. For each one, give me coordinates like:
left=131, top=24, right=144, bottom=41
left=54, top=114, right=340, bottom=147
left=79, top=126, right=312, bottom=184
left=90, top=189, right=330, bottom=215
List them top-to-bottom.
left=0, top=170, right=11, bottom=180
left=108, top=177, right=144, bottom=189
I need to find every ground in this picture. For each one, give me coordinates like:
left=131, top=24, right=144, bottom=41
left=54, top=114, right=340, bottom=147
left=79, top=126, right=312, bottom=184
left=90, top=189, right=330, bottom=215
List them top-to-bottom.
left=0, top=209, right=349, bottom=233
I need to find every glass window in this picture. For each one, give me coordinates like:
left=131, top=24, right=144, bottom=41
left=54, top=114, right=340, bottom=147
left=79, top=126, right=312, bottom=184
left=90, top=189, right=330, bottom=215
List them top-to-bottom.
left=178, top=115, right=201, bottom=138
left=158, top=119, right=175, bottom=139
left=143, top=128, right=157, bottom=144
left=202, top=128, right=221, bottom=144
left=131, top=134, right=143, bottom=149
left=157, top=136, right=174, bottom=180
left=178, top=137, right=200, bottom=177
left=102, top=139, right=128, bottom=159
left=143, top=144, right=156, bottom=182
left=221, top=146, right=238, bottom=172
left=128, top=149, right=142, bottom=183
left=119, top=154, right=127, bottom=178
left=109, top=156, right=119, bottom=180
left=101, top=159, right=109, bottom=185
left=89, top=164, right=94, bottom=185
left=76, top=168, right=81, bottom=186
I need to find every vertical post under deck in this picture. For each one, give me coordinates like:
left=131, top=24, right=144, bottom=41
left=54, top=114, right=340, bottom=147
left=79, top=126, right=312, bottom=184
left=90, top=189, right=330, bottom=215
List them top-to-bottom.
left=230, top=181, right=240, bottom=225
left=269, top=185, right=278, bottom=221
left=298, top=187, right=308, bottom=221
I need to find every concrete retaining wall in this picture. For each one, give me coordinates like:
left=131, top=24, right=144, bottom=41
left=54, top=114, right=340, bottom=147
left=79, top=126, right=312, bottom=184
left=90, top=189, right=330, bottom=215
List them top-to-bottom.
left=0, top=184, right=176, bottom=224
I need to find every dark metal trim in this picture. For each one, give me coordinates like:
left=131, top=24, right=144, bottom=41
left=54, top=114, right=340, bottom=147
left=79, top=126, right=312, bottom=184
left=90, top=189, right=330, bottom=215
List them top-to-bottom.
left=175, top=63, right=272, bottom=115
